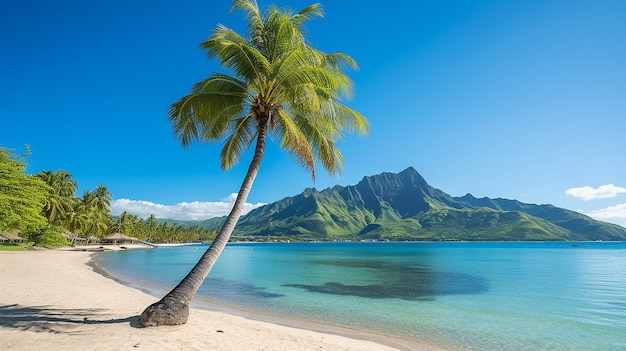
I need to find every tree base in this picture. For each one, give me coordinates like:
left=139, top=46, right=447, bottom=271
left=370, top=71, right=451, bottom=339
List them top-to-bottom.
left=139, top=298, right=189, bottom=327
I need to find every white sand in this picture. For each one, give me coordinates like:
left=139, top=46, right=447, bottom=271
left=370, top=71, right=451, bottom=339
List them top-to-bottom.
left=0, top=248, right=455, bottom=351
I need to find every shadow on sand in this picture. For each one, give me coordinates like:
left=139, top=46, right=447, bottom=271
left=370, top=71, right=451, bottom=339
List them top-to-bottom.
left=0, top=304, right=143, bottom=333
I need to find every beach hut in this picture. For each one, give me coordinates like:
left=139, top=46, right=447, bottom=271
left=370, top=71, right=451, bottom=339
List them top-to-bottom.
left=62, top=233, right=88, bottom=245
left=102, top=233, right=135, bottom=245
left=0, top=234, right=27, bottom=244
left=87, top=236, right=101, bottom=245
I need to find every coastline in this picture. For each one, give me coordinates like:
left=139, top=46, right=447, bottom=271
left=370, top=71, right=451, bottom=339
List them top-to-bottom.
left=0, top=247, right=455, bottom=351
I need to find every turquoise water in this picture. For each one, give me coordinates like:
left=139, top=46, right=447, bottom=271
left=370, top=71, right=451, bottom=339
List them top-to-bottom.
left=94, top=242, right=626, bottom=350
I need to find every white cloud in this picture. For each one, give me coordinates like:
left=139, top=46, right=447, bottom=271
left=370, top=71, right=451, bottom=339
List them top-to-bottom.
left=565, top=184, right=626, bottom=201
left=110, top=193, right=266, bottom=221
left=575, top=203, right=626, bottom=228
left=585, top=203, right=626, bottom=219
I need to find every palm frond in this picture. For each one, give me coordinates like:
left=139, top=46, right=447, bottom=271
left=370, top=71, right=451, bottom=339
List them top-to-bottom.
left=231, top=0, right=262, bottom=28
left=231, top=0, right=268, bottom=52
left=293, top=3, right=324, bottom=24
left=260, top=6, right=309, bottom=62
left=201, top=26, right=270, bottom=86
left=275, top=48, right=355, bottom=100
left=323, top=52, right=358, bottom=71
left=279, top=67, right=354, bottom=114
left=168, top=74, right=249, bottom=147
left=325, top=100, right=370, bottom=136
left=274, top=110, right=315, bottom=178
left=220, top=114, right=257, bottom=170
left=292, top=114, right=343, bottom=176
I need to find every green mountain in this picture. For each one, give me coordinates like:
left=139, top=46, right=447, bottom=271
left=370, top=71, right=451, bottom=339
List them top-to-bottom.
left=232, top=167, right=626, bottom=241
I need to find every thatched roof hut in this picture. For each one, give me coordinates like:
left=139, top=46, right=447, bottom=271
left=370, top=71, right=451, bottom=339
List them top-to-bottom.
left=62, top=233, right=87, bottom=245
left=102, top=233, right=135, bottom=245
left=0, top=234, right=27, bottom=243
left=87, top=236, right=101, bottom=244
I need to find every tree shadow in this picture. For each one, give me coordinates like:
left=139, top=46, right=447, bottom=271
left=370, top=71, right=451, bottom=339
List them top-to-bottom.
left=0, top=304, right=144, bottom=334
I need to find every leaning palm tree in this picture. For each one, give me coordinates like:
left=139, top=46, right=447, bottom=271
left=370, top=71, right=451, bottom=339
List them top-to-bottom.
left=139, top=0, right=368, bottom=326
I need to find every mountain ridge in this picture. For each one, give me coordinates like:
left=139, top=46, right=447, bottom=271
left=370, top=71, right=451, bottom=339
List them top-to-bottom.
left=228, top=167, right=626, bottom=241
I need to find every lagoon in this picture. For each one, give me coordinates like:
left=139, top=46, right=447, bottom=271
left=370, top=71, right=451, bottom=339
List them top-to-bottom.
left=94, top=242, right=626, bottom=350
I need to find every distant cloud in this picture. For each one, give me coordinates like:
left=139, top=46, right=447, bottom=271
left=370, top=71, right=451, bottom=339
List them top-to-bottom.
left=565, top=184, right=626, bottom=201
left=110, top=194, right=266, bottom=221
left=583, top=203, right=626, bottom=228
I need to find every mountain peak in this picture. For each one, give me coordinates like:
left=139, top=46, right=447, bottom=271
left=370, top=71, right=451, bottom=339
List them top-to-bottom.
left=398, top=166, right=428, bottom=185
left=399, top=166, right=419, bottom=176
left=359, top=167, right=425, bottom=184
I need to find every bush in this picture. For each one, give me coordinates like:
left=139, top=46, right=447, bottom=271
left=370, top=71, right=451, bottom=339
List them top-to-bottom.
left=26, top=226, right=69, bottom=246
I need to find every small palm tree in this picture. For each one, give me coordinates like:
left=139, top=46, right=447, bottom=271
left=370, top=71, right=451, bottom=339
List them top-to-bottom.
left=139, top=0, right=368, bottom=326
left=72, top=189, right=111, bottom=238
left=112, top=211, right=132, bottom=234
left=146, top=214, right=157, bottom=242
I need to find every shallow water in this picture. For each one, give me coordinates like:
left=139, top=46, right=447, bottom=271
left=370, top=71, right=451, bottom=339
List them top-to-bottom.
left=95, top=241, right=626, bottom=350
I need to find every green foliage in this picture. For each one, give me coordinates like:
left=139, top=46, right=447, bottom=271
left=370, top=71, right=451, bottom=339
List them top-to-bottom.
left=168, top=0, right=368, bottom=180
left=1, top=144, right=219, bottom=245
left=0, top=147, right=49, bottom=232
left=35, top=169, right=78, bottom=224
left=33, top=170, right=113, bottom=239
left=67, top=185, right=113, bottom=237
left=416, top=208, right=572, bottom=241
left=111, top=212, right=217, bottom=243
left=26, top=225, right=69, bottom=246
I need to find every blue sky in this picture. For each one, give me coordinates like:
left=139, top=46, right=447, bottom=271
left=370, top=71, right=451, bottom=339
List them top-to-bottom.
left=1, top=0, right=625, bottom=226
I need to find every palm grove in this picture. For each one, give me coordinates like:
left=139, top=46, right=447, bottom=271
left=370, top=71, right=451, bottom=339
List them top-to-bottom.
left=0, top=147, right=216, bottom=245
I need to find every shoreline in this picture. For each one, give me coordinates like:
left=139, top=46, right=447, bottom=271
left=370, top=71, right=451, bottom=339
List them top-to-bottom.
left=0, top=246, right=456, bottom=350
left=94, top=260, right=427, bottom=351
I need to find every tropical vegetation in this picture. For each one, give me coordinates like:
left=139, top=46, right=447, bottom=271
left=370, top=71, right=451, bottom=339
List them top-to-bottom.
left=139, top=0, right=368, bottom=327
left=0, top=146, right=216, bottom=248
left=0, top=146, right=49, bottom=233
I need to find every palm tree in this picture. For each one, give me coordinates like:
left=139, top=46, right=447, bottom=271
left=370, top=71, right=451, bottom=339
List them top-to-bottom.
left=139, top=0, right=368, bottom=326
left=36, top=170, right=78, bottom=224
left=54, top=170, right=77, bottom=198
left=90, top=185, right=112, bottom=236
left=92, top=185, right=112, bottom=214
left=70, top=187, right=111, bottom=239
left=63, top=209, right=88, bottom=245
left=112, top=211, right=132, bottom=234
left=146, top=214, right=157, bottom=242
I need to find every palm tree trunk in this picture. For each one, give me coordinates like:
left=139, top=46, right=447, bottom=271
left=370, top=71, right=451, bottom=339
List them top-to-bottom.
left=139, top=127, right=267, bottom=327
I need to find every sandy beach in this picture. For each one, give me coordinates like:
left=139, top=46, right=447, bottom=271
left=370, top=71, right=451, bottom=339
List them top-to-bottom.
left=0, top=247, right=453, bottom=351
